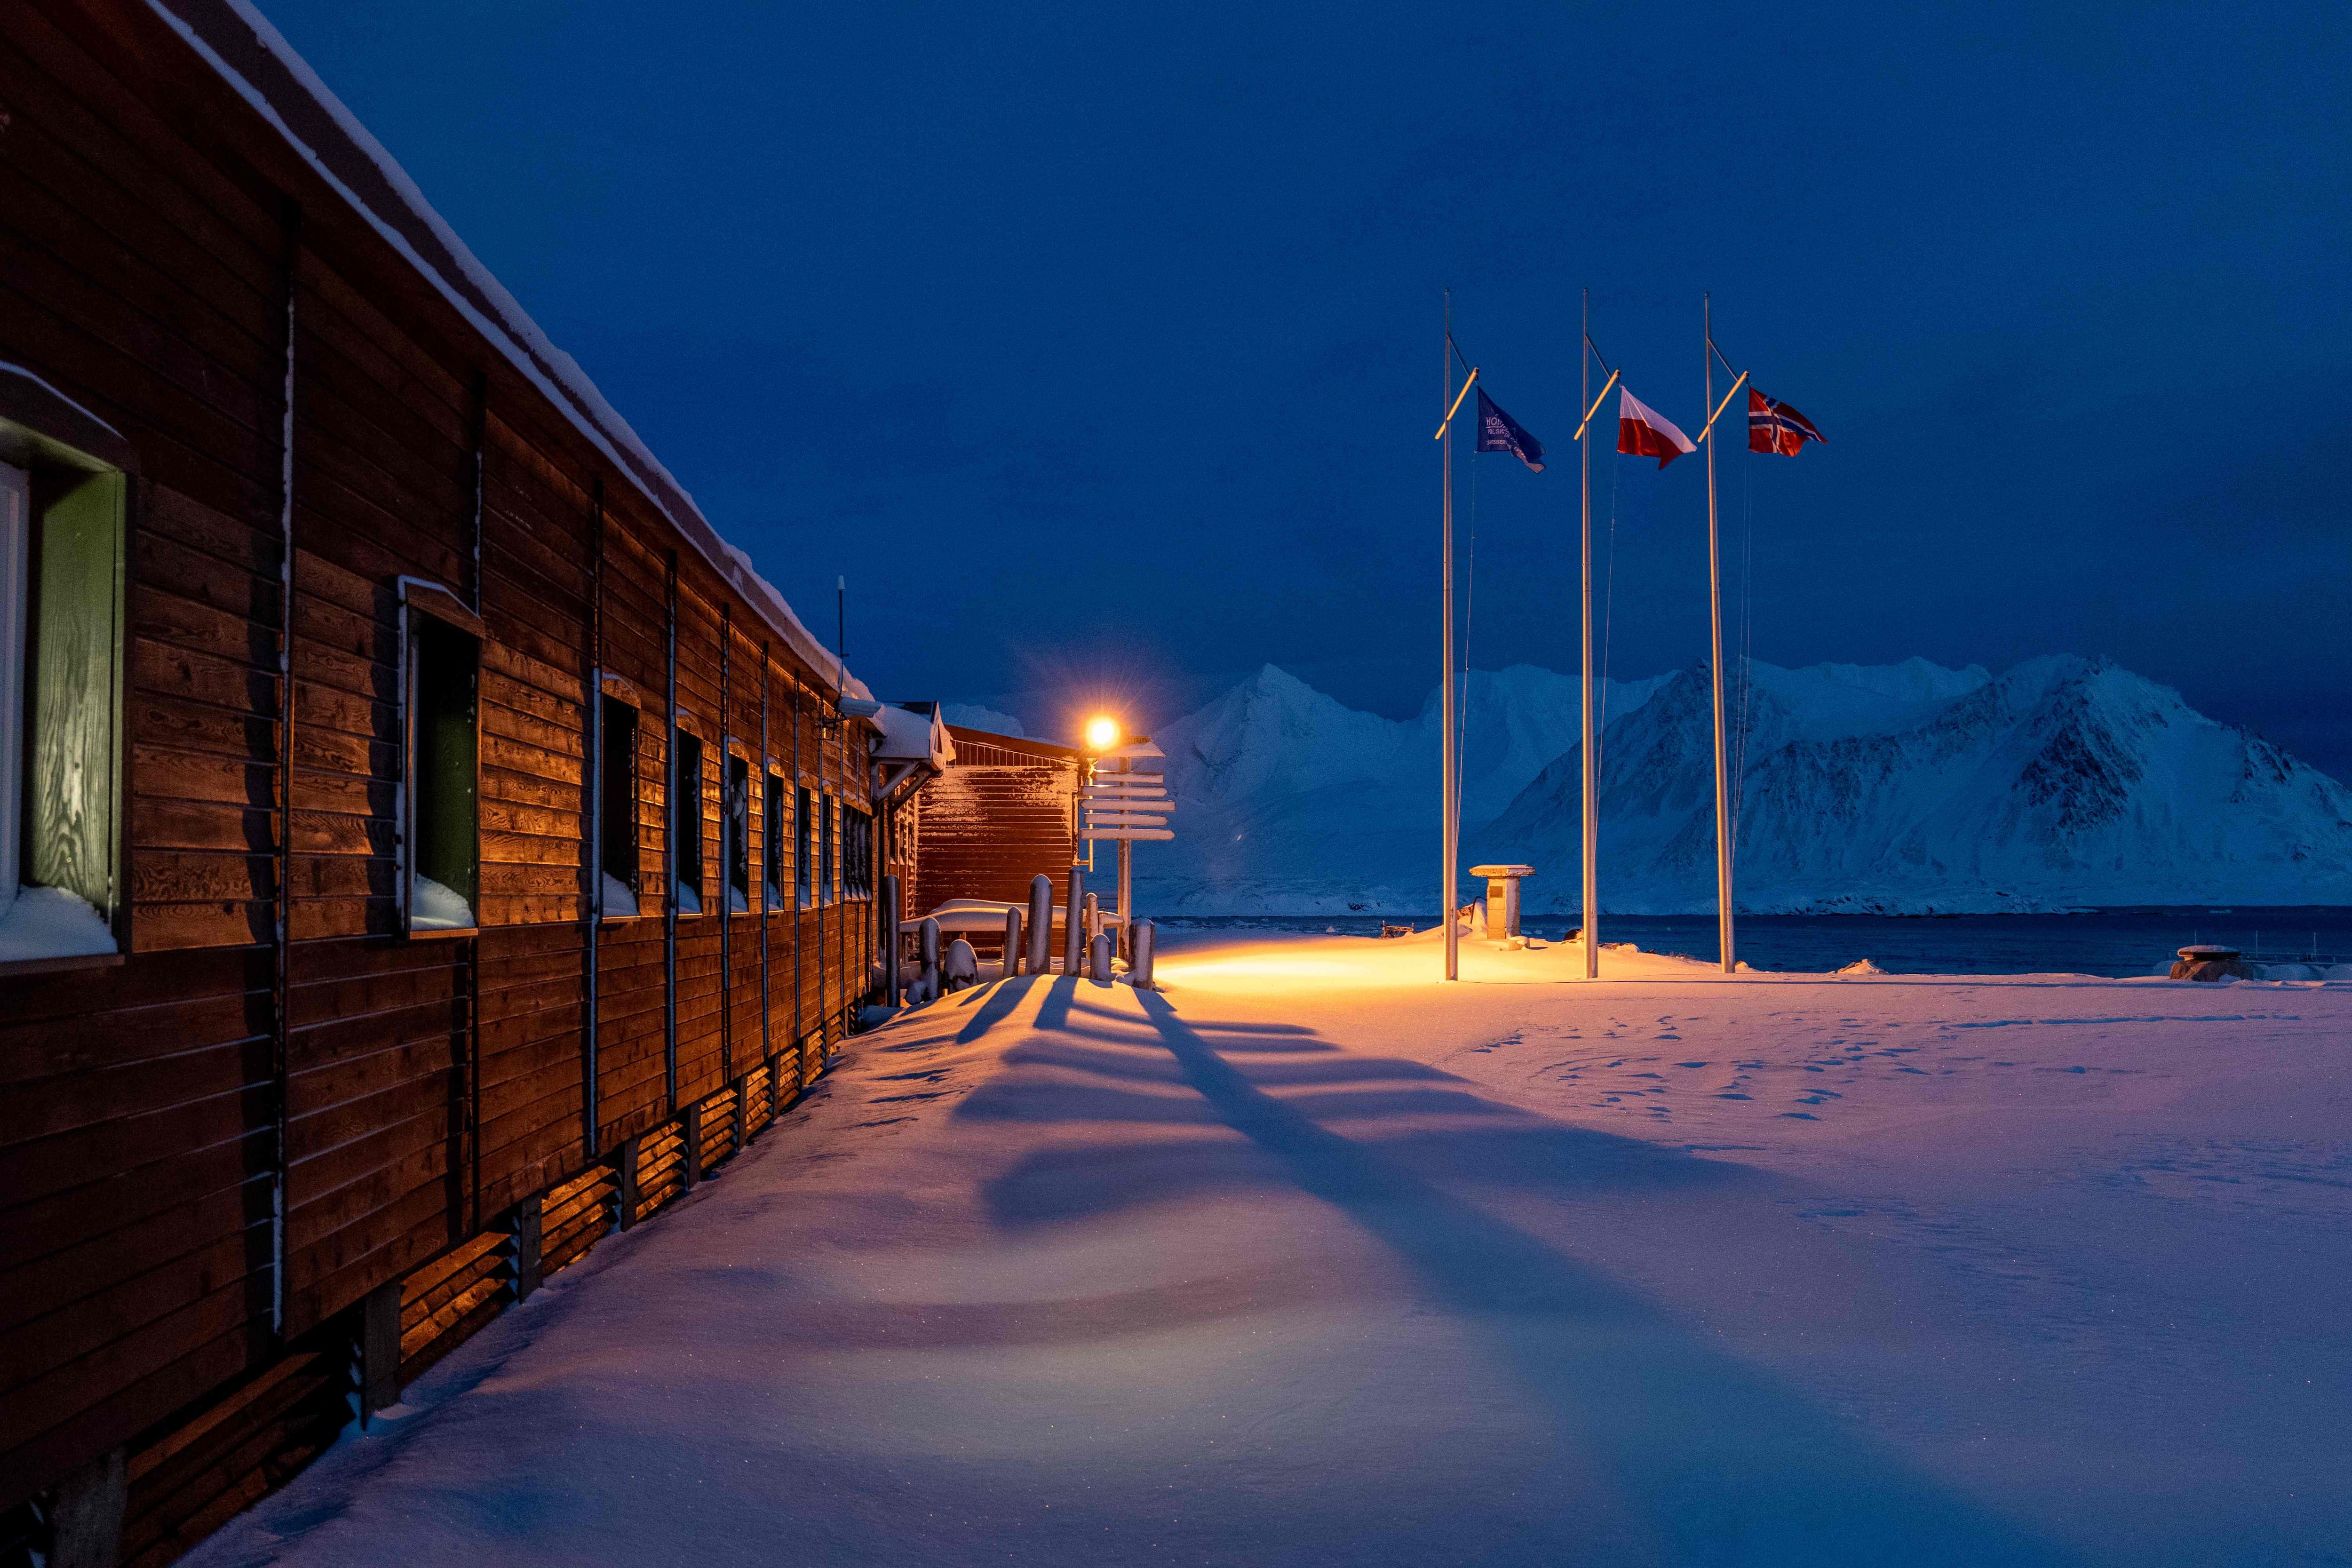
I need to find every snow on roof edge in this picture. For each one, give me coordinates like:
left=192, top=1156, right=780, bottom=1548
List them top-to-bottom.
left=144, top=0, right=869, bottom=704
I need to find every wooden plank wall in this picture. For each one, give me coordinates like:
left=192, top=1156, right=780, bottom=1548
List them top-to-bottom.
left=0, top=0, right=882, bottom=1527
left=908, top=728, right=1080, bottom=915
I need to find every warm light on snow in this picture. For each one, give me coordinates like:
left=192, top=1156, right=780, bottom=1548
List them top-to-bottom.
left=199, top=928, right=2352, bottom=1566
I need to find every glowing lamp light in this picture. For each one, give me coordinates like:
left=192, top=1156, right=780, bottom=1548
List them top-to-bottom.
left=1086, top=716, right=1121, bottom=751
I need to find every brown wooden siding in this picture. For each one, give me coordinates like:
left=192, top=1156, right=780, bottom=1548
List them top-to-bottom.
left=0, top=0, right=886, bottom=1535
left=907, top=727, right=1081, bottom=916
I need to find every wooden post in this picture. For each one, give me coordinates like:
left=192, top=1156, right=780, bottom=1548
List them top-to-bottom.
left=268, top=196, right=302, bottom=1341
left=583, top=477, right=604, bottom=1156
left=663, top=551, right=679, bottom=1109
left=718, top=605, right=732, bottom=1083
left=758, top=640, right=771, bottom=1075
left=792, top=680, right=802, bottom=1079
left=1064, top=865, right=1085, bottom=974
left=883, top=872, right=903, bottom=1001
left=1028, top=874, right=1051, bottom=974
left=1002, top=905, right=1022, bottom=980
left=682, top=1100, right=703, bottom=1190
left=616, top=1136, right=640, bottom=1231
left=512, top=1194, right=543, bottom=1304
left=359, top=1279, right=402, bottom=1422
left=46, top=1446, right=126, bottom=1568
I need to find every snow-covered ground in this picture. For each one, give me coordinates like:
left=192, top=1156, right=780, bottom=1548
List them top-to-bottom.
left=188, top=932, right=2352, bottom=1566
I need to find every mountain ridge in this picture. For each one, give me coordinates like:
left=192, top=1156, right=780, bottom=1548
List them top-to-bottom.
left=1119, top=656, right=2352, bottom=915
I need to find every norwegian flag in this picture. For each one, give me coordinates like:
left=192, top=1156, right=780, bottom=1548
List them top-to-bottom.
left=1747, top=388, right=1826, bottom=455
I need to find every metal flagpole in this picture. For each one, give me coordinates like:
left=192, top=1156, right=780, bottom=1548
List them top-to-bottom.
left=1441, top=291, right=1459, bottom=981
left=1580, top=291, right=1598, bottom=980
left=1704, top=294, right=1735, bottom=974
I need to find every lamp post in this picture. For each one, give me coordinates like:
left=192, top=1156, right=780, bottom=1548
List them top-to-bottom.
left=1082, top=716, right=1128, bottom=956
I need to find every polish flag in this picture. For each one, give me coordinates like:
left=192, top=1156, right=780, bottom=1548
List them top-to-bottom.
left=1618, top=387, right=1696, bottom=469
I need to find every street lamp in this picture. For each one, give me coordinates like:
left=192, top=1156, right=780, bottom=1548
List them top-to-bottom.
left=1085, top=715, right=1120, bottom=752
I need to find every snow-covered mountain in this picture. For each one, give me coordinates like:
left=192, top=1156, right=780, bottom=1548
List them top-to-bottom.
left=1133, top=657, right=2352, bottom=915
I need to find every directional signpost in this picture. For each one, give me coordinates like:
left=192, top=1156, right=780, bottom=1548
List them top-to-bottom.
left=1080, top=740, right=1174, bottom=955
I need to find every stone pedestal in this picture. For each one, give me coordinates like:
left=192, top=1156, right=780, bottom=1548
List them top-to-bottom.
left=1468, top=864, right=1534, bottom=942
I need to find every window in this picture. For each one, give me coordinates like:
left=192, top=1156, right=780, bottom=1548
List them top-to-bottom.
left=0, top=453, right=124, bottom=963
left=403, top=593, right=480, bottom=935
left=597, top=693, right=639, bottom=917
left=672, top=727, right=704, bottom=914
left=724, top=749, right=750, bottom=914
left=763, top=770, right=786, bottom=908
left=795, top=784, right=813, bottom=907
left=819, top=792, right=836, bottom=905
left=842, top=806, right=873, bottom=899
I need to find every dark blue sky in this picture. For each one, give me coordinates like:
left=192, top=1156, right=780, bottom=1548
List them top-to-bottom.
left=261, top=2, right=2352, bottom=770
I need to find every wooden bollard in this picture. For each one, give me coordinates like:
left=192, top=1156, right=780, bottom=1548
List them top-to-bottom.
left=1063, top=866, right=1085, bottom=975
left=1027, top=875, right=1052, bottom=974
left=1003, top=906, right=1024, bottom=978
left=920, top=915, right=941, bottom=1002
left=1131, top=919, right=1156, bottom=989
left=1089, top=930, right=1113, bottom=984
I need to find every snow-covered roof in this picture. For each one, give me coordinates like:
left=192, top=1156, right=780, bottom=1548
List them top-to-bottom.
left=144, top=0, right=870, bottom=704
left=873, top=703, right=955, bottom=771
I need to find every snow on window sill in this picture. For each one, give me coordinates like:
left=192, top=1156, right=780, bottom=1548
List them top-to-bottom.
left=598, top=873, right=644, bottom=921
left=410, top=874, right=477, bottom=934
left=0, top=886, right=120, bottom=971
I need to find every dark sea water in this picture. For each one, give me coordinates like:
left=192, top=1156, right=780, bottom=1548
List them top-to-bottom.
left=1151, top=908, right=2352, bottom=978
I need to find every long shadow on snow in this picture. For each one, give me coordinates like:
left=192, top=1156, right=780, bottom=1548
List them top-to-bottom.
left=973, top=985, right=2069, bottom=1564
left=970, top=1012, right=1751, bottom=1223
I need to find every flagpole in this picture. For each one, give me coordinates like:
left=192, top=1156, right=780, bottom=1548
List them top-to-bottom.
left=1580, top=291, right=1598, bottom=981
left=1441, top=292, right=1459, bottom=981
left=1704, top=294, right=1735, bottom=975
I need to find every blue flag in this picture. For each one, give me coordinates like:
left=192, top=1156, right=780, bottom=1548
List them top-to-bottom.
left=1474, top=388, right=1545, bottom=472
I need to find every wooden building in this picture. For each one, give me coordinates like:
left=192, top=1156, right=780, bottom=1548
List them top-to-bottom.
left=0, top=3, right=885, bottom=1560
left=895, top=722, right=1082, bottom=917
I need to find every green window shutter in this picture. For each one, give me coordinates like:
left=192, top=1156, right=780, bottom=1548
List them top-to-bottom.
left=27, top=470, right=123, bottom=919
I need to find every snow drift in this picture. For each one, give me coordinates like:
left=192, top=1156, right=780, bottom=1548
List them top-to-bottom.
left=1134, top=657, right=2352, bottom=915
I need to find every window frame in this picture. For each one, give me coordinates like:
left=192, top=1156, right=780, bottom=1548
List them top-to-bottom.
left=0, top=373, right=135, bottom=973
left=397, top=577, right=485, bottom=940
left=595, top=677, right=650, bottom=922
left=670, top=717, right=707, bottom=917
left=723, top=741, right=751, bottom=915
left=763, top=766, right=787, bottom=910
left=795, top=782, right=814, bottom=909
left=819, top=791, right=836, bottom=906
left=842, top=804, right=873, bottom=900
